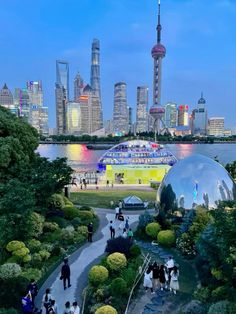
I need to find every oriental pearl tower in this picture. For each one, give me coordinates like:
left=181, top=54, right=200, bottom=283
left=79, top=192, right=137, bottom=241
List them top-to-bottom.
left=149, top=0, right=167, bottom=140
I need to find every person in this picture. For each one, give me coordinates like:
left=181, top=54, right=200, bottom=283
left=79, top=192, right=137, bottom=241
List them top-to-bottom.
left=71, top=177, right=77, bottom=186
left=138, top=178, right=142, bottom=184
left=106, top=180, right=109, bottom=187
left=110, top=200, right=114, bottom=208
left=118, top=200, right=122, bottom=213
left=115, top=206, right=120, bottom=219
left=125, top=216, right=130, bottom=230
left=109, top=220, right=115, bottom=239
left=87, top=222, right=93, bottom=242
left=122, top=228, right=128, bottom=238
left=127, top=228, right=133, bottom=241
left=166, top=256, right=174, bottom=283
left=61, top=258, right=71, bottom=290
left=152, top=262, right=159, bottom=290
left=159, top=265, right=166, bottom=291
left=143, top=266, right=154, bottom=294
left=170, top=266, right=179, bottom=294
left=27, top=279, right=38, bottom=307
left=41, top=288, right=52, bottom=314
left=22, top=292, right=33, bottom=314
left=48, top=300, right=57, bottom=314
left=63, top=301, right=71, bottom=314
left=70, top=301, right=80, bottom=314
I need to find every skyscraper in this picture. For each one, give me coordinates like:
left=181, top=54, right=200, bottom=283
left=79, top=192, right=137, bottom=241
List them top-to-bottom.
left=149, top=0, right=167, bottom=136
left=90, top=39, right=103, bottom=126
left=56, top=60, right=69, bottom=100
left=74, top=72, right=84, bottom=102
left=27, top=81, right=43, bottom=107
left=113, top=82, right=128, bottom=134
left=0, top=83, right=16, bottom=114
left=136, top=86, right=148, bottom=133
left=14, top=88, right=30, bottom=118
left=193, top=93, right=208, bottom=135
left=66, top=101, right=82, bottom=135
left=165, top=102, right=177, bottom=128
left=178, top=105, right=189, bottom=126
left=208, top=117, right=224, bottom=137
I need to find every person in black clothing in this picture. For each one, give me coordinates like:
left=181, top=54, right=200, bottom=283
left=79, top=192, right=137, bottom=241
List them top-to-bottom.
left=87, top=222, right=93, bottom=242
left=60, top=258, right=71, bottom=290
left=152, top=262, right=159, bottom=290
left=27, top=279, right=38, bottom=307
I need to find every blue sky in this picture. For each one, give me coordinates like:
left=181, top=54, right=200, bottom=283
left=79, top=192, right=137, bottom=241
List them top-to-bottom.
left=0, top=0, right=236, bottom=128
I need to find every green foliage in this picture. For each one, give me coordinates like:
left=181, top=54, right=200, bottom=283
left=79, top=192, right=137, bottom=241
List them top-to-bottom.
left=225, top=161, right=236, bottom=180
left=160, top=183, right=177, bottom=213
left=49, top=194, right=65, bottom=209
left=63, top=196, right=73, bottom=206
left=62, top=205, right=80, bottom=220
left=79, top=205, right=93, bottom=211
left=77, top=210, right=94, bottom=224
left=21, top=212, right=45, bottom=239
left=138, top=212, right=154, bottom=230
left=49, top=216, right=69, bottom=228
left=71, top=217, right=82, bottom=228
left=43, top=221, right=59, bottom=232
left=145, top=222, right=161, bottom=239
left=77, top=226, right=88, bottom=237
left=157, top=230, right=175, bottom=247
left=176, top=233, right=196, bottom=257
left=105, top=237, right=132, bottom=257
left=26, top=239, right=41, bottom=253
left=6, top=241, right=25, bottom=252
left=130, top=244, right=141, bottom=257
left=38, top=249, right=50, bottom=261
left=107, top=253, right=127, bottom=271
left=0, top=263, right=22, bottom=279
left=89, top=265, right=109, bottom=286
left=21, top=267, right=42, bottom=281
left=121, top=267, right=136, bottom=287
left=110, top=277, right=127, bottom=296
left=211, top=286, right=228, bottom=301
left=194, top=287, right=211, bottom=303
left=181, top=300, right=206, bottom=314
left=207, top=301, right=232, bottom=314
left=95, top=305, right=118, bottom=314
left=0, top=308, right=18, bottom=314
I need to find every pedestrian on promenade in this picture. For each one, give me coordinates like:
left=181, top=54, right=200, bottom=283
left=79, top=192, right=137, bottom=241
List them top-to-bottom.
left=106, top=180, right=109, bottom=187
left=118, top=200, right=122, bottom=213
left=115, top=206, right=120, bottom=219
left=125, top=216, right=130, bottom=230
left=109, top=220, right=115, bottom=238
left=87, top=222, right=93, bottom=242
left=122, top=228, right=128, bottom=238
left=127, top=228, right=133, bottom=241
left=165, top=256, right=174, bottom=283
left=60, top=258, right=71, bottom=290
left=152, top=261, right=160, bottom=290
left=143, top=265, right=154, bottom=294
left=159, top=265, right=166, bottom=291
left=170, top=266, right=179, bottom=294
left=27, top=279, right=38, bottom=308
left=41, top=288, right=52, bottom=314
left=22, top=291, right=33, bottom=314
left=48, top=300, right=57, bottom=314
left=63, top=301, right=71, bottom=314
left=70, top=301, right=80, bottom=314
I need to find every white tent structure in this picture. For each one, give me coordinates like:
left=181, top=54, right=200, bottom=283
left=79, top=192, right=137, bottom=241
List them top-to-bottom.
left=122, top=196, right=148, bottom=209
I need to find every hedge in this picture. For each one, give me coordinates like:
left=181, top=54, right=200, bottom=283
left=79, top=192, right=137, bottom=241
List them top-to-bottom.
left=145, top=222, right=161, bottom=239
left=157, top=230, right=175, bottom=247
left=107, top=253, right=127, bottom=271
left=89, top=266, right=109, bottom=286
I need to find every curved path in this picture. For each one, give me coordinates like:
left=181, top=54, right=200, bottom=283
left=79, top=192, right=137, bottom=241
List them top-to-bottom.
left=35, top=208, right=149, bottom=313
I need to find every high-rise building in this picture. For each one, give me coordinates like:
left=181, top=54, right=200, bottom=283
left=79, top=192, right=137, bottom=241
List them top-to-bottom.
left=149, top=0, right=167, bottom=136
left=90, top=39, right=103, bottom=127
left=56, top=60, right=69, bottom=100
left=74, top=72, right=84, bottom=102
left=27, top=81, right=43, bottom=107
left=113, top=82, right=128, bottom=134
left=0, top=83, right=16, bottom=114
left=136, top=86, right=148, bottom=133
left=14, top=88, right=30, bottom=118
left=193, top=93, right=208, bottom=135
left=66, top=101, right=82, bottom=135
left=165, top=102, right=177, bottom=128
left=178, top=105, right=189, bottom=126
left=39, top=107, right=49, bottom=136
left=208, top=117, right=224, bottom=137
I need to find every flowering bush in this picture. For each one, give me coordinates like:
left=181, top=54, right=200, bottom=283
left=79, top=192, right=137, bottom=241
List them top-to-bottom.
left=145, top=222, right=161, bottom=239
left=157, top=230, right=175, bottom=247
left=176, top=233, right=196, bottom=257
left=107, top=252, right=127, bottom=271
left=0, top=263, right=22, bottom=279
left=89, top=265, right=109, bottom=286
left=95, top=305, right=118, bottom=314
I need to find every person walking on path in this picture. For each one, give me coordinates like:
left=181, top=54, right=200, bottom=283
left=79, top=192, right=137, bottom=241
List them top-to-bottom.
left=118, top=200, right=122, bottom=213
left=115, top=206, right=120, bottom=219
left=125, top=216, right=130, bottom=230
left=109, top=220, right=115, bottom=239
left=87, top=222, right=93, bottom=242
left=122, top=228, right=128, bottom=238
left=128, top=228, right=133, bottom=241
left=166, top=256, right=174, bottom=283
left=60, top=258, right=71, bottom=290
left=152, top=262, right=160, bottom=290
left=159, top=265, right=167, bottom=291
left=143, top=266, right=155, bottom=294
left=170, top=266, right=179, bottom=294
left=27, top=279, right=38, bottom=308
left=41, top=288, right=53, bottom=314
left=22, top=291, right=33, bottom=314
left=48, top=300, right=57, bottom=314
left=63, top=301, right=72, bottom=314
left=70, top=301, right=80, bottom=314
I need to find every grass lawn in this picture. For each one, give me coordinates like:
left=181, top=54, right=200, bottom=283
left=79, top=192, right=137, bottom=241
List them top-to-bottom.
left=70, top=189, right=157, bottom=208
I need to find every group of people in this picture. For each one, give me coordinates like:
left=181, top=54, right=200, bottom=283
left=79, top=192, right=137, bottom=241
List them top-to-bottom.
left=143, top=256, right=179, bottom=295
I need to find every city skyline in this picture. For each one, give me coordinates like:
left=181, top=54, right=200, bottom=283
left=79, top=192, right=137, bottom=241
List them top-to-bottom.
left=0, top=0, right=236, bottom=128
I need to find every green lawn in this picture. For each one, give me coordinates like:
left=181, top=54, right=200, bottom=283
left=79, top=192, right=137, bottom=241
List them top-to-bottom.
left=70, top=189, right=157, bottom=208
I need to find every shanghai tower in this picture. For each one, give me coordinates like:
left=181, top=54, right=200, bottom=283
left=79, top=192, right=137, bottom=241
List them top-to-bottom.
left=149, top=0, right=167, bottom=138
left=90, top=39, right=103, bottom=127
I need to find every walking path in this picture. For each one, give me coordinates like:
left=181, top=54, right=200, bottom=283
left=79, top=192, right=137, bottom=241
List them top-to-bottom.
left=35, top=208, right=145, bottom=313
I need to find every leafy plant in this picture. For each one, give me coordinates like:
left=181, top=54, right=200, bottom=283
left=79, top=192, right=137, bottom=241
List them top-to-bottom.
left=145, top=222, right=161, bottom=239
left=157, top=230, right=175, bottom=247
left=105, top=236, right=132, bottom=257
left=107, top=253, right=127, bottom=271
left=89, top=265, right=109, bottom=286
left=110, top=277, right=127, bottom=296
left=95, top=305, right=118, bottom=314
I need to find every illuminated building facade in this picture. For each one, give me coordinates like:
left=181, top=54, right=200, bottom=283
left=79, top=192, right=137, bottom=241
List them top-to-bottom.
left=74, top=72, right=84, bottom=102
left=27, top=81, right=43, bottom=107
left=113, top=82, right=128, bottom=134
left=0, top=83, right=16, bottom=114
left=136, top=86, right=148, bottom=133
left=14, top=88, right=30, bottom=118
left=193, top=93, right=207, bottom=135
left=66, top=101, right=82, bottom=134
left=165, top=102, right=177, bottom=128
left=178, top=105, right=189, bottom=126
left=208, top=117, right=224, bottom=137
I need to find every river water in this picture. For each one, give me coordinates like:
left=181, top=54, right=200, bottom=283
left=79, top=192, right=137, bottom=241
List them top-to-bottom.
left=37, top=143, right=236, bottom=172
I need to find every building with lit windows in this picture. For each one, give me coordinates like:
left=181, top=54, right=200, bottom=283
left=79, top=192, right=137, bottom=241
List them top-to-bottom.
left=56, top=60, right=69, bottom=100
left=74, top=72, right=84, bottom=102
left=27, top=81, right=43, bottom=107
left=113, top=82, right=128, bottom=134
left=0, top=83, right=16, bottom=114
left=136, top=86, right=148, bottom=133
left=14, top=88, right=30, bottom=119
left=193, top=93, right=207, bottom=135
left=66, top=102, right=82, bottom=134
left=165, top=102, right=177, bottom=128
left=178, top=105, right=189, bottom=126
left=208, top=117, right=225, bottom=137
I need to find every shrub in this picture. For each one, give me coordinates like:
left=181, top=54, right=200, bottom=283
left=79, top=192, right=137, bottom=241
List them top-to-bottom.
left=49, top=194, right=65, bottom=209
left=63, top=196, right=73, bottom=206
left=62, top=205, right=80, bottom=220
left=80, top=205, right=93, bottom=211
left=77, top=211, right=94, bottom=223
left=22, top=212, right=44, bottom=238
left=138, top=212, right=154, bottom=230
left=49, top=217, right=69, bottom=228
left=71, top=217, right=82, bottom=228
left=43, top=222, right=59, bottom=232
left=145, top=222, right=161, bottom=239
left=77, top=226, right=88, bottom=237
left=61, top=227, right=76, bottom=245
left=44, top=229, right=62, bottom=243
left=157, top=230, right=175, bottom=247
left=176, top=233, right=196, bottom=257
left=105, top=236, right=132, bottom=257
left=27, top=239, right=41, bottom=253
left=6, top=241, right=25, bottom=252
left=6, top=241, right=30, bottom=263
left=51, top=244, right=62, bottom=256
left=130, top=244, right=141, bottom=257
left=12, top=247, right=30, bottom=258
left=38, top=250, right=50, bottom=261
left=31, top=253, right=43, bottom=267
left=107, top=253, right=127, bottom=271
left=6, top=256, right=19, bottom=263
left=0, top=263, right=22, bottom=279
left=89, top=265, right=109, bottom=286
left=121, top=267, right=136, bottom=287
left=22, top=268, right=42, bottom=281
left=0, top=276, right=28, bottom=308
left=110, top=277, right=127, bottom=296
left=211, top=286, right=227, bottom=301
left=194, top=287, right=211, bottom=303
left=182, top=300, right=206, bottom=314
left=207, top=301, right=231, bottom=314
left=95, top=305, right=118, bottom=314
left=0, top=308, right=18, bottom=314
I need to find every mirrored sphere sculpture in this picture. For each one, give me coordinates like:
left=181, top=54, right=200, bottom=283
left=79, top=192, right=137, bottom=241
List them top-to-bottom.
left=157, top=154, right=236, bottom=210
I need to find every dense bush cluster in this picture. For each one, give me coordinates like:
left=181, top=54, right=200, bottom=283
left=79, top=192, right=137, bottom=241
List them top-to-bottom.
left=145, top=222, right=161, bottom=239
left=157, top=230, right=175, bottom=247
left=107, top=253, right=127, bottom=271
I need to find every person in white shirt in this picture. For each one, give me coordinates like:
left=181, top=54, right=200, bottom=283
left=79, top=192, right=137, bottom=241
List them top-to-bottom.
left=115, top=207, right=120, bottom=219
left=109, top=220, right=115, bottom=238
left=122, top=228, right=128, bottom=238
left=165, top=256, right=174, bottom=283
left=143, top=265, right=155, bottom=294
left=170, top=266, right=179, bottom=294
left=70, top=301, right=80, bottom=314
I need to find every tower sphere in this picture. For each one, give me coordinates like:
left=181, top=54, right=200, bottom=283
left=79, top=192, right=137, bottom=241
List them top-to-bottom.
left=151, top=43, right=166, bottom=58
left=149, top=106, right=165, bottom=119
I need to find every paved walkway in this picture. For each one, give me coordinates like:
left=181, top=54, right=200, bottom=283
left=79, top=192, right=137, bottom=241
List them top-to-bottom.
left=36, top=208, right=143, bottom=313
